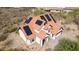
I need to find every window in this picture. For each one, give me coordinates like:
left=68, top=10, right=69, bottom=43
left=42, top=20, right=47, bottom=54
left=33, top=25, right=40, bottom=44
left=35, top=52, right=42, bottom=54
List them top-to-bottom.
left=45, top=14, right=51, bottom=21
left=49, top=14, right=56, bottom=23
left=40, top=15, right=47, bottom=25
left=25, top=17, right=32, bottom=24
left=35, top=20, right=43, bottom=26
left=23, top=26, right=32, bottom=36
left=19, top=27, right=21, bottom=29
left=31, top=39, right=34, bottom=42
left=32, top=39, right=34, bottom=42
left=42, top=39, right=46, bottom=46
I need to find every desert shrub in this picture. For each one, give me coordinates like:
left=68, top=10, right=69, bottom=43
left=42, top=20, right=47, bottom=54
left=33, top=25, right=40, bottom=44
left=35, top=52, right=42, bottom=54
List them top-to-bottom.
left=33, top=9, right=45, bottom=16
left=55, top=9, right=79, bottom=24
left=68, top=9, right=79, bottom=24
left=73, top=16, right=79, bottom=26
left=4, top=27, right=17, bottom=33
left=8, top=27, right=17, bottom=33
left=66, top=27, right=71, bottom=31
left=78, top=27, right=79, bottom=30
left=15, top=28, right=19, bottom=34
left=0, top=33, right=8, bottom=41
left=76, top=35, right=79, bottom=39
left=54, top=38, right=79, bottom=51
left=0, top=46, right=5, bottom=51
left=0, top=47, right=23, bottom=51
left=3, top=47, right=27, bottom=51
left=3, top=48, right=14, bottom=51
left=13, top=48, right=26, bottom=51
left=45, top=48, right=53, bottom=51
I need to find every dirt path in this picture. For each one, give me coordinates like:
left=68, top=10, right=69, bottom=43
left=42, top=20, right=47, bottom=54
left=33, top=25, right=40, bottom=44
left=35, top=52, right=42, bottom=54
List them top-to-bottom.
left=60, top=23, right=79, bottom=41
left=6, top=32, right=28, bottom=50
left=41, top=39, right=59, bottom=51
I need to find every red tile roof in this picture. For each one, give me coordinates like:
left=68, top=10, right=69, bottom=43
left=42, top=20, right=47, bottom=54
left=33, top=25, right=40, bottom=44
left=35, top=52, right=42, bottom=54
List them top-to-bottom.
left=19, top=13, right=62, bottom=40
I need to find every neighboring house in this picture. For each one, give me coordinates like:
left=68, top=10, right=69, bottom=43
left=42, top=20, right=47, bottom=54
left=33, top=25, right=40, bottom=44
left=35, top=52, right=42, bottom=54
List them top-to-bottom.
left=39, top=7, right=62, bottom=13
left=19, top=13, right=63, bottom=47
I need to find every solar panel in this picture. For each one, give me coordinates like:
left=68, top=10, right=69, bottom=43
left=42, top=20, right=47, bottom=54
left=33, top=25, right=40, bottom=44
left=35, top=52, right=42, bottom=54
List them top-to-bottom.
left=45, top=14, right=51, bottom=21
left=49, top=14, right=56, bottom=23
left=40, top=15, right=47, bottom=25
left=25, top=17, right=32, bottom=24
left=35, top=20, right=43, bottom=26
left=23, top=26, right=32, bottom=36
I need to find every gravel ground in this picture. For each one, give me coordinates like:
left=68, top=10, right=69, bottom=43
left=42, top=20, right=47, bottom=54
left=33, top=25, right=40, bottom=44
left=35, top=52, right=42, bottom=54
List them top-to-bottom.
left=5, top=32, right=59, bottom=51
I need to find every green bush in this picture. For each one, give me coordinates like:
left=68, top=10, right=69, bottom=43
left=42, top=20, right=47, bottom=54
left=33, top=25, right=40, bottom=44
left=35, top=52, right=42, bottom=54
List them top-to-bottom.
left=54, top=38, right=79, bottom=51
